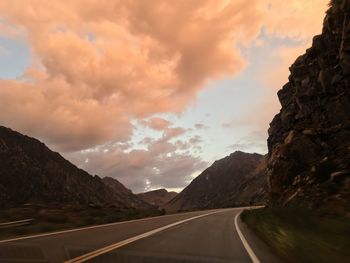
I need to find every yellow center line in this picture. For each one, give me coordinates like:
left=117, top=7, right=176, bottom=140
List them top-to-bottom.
left=65, top=209, right=227, bottom=263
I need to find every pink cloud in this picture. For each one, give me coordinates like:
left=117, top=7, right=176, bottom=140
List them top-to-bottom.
left=0, top=0, right=329, bottom=153
left=0, top=0, right=263, bottom=151
left=0, top=0, right=331, bottom=192
left=264, top=0, right=328, bottom=40
left=0, top=77, right=132, bottom=151
left=141, top=117, right=173, bottom=131
left=163, top=127, right=187, bottom=140
left=67, top=128, right=207, bottom=192
left=189, top=135, right=203, bottom=146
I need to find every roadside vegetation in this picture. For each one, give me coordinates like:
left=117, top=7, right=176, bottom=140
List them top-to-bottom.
left=0, top=204, right=164, bottom=240
left=241, top=207, right=350, bottom=263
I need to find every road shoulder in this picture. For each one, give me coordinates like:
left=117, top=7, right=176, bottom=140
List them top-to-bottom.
left=237, top=211, right=284, bottom=263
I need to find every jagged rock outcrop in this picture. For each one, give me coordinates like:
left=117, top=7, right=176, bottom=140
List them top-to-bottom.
left=267, top=0, right=350, bottom=216
left=0, top=126, right=151, bottom=209
left=166, top=151, right=267, bottom=212
left=137, top=189, right=177, bottom=208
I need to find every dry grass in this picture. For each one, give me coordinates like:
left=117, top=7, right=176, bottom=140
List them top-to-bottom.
left=241, top=207, right=350, bottom=263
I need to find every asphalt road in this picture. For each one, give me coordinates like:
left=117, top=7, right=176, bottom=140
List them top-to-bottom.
left=0, top=208, right=282, bottom=263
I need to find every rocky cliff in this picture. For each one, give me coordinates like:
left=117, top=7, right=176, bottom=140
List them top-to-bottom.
left=267, top=0, right=350, bottom=216
left=0, top=126, right=150, bottom=209
left=166, top=151, right=267, bottom=212
left=137, top=189, right=177, bottom=209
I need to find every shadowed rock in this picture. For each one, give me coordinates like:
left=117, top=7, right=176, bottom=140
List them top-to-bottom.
left=267, top=0, right=350, bottom=216
left=0, top=126, right=151, bottom=210
left=166, top=151, right=267, bottom=212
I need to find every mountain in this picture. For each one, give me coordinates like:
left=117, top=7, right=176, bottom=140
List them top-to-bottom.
left=267, top=0, right=350, bottom=216
left=0, top=126, right=150, bottom=209
left=166, top=151, right=267, bottom=212
left=103, top=177, right=153, bottom=209
left=137, top=189, right=177, bottom=208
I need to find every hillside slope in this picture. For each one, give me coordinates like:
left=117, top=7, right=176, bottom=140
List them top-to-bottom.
left=0, top=126, right=150, bottom=209
left=166, top=151, right=267, bottom=212
left=103, top=177, right=153, bottom=209
left=137, top=189, right=177, bottom=208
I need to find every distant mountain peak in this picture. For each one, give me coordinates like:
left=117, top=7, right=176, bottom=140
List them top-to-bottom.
left=165, top=151, right=267, bottom=212
left=137, top=188, right=177, bottom=208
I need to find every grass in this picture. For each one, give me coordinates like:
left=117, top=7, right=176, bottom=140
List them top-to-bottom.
left=0, top=204, right=164, bottom=240
left=241, top=207, right=350, bottom=263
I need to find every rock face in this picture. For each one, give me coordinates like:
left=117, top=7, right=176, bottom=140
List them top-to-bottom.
left=267, top=0, right=350, bottom=216
left=0, top=126, right=150, bottom=209
left=166, top=151, right=267, bottom=212
left=137, top=189, right=177, bottom=208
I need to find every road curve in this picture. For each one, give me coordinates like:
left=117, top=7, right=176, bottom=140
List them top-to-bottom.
left=0, top=208, right=281, bottom=263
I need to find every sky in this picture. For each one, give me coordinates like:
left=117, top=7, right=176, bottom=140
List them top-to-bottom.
left=0, top=0, right=329, bottom=193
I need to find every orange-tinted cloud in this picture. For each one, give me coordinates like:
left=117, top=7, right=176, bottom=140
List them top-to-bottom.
left=0, top=0, right=329, bottom=152
left=0, top=0, right=261, bottom=150
left=247, top=0, right=329, bottom=138
left=262, top=0, right=328, bottom=92
left=264, top=0, right=328, bottom=40
left=263, top=46, right=309, bottom=90
left=0, top=77, right=133, bottom=151
left=141, top=117, right=173, bottom=131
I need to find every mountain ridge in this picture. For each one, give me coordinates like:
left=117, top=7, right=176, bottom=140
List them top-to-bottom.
left=0, top=125, right=151, bottom=210
left=165, top=151, right=267, bottom=212
left=137, top=189, right=177, bottom=209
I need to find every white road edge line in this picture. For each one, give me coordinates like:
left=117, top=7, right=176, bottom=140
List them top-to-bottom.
left=0, top=207, right=248, bottom=244
left=0, top=210, right=203, bottom=244
left=64, top=210, right=225, bottom=263
left=234, top=212, right=260, bottom=263
left=0, top=219, right=34, bottom=226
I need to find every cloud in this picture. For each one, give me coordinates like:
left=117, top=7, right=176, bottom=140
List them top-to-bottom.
left=0, top=0, right=329, bottom=152
left=0, top=0, right=330, bottom=191
left=0, top=0, right=265, bottom=151
left=222, top=0, right=328, bottom=141
left=259, top=0, right=328, bottom=92
left=264, top=0, right=328, bottom=40
left=0, top=19, right=26, bottom=38
left=0, top=44, right=7, bottom=55
left=263, top=45, right=309, bottom=91
left=223, top=47, right=325, bottom=146
left=0, top=76, right=132, bottom=151
left=140, top=117, right=173, bottom=131
left=222, top=122, right=233, bottom=129
left=194, top=123, right=208, bottom=130
left=163, top=127, right=187, bottom=140
left=68, top=128, right=207, bottom=192
left=227, top=130, right=268, bottom=154
left=174, top=134, right=203, bottom=152
left=189, top=135, right=203, bottom=146
left=138, top=137, right=154, bottom=146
